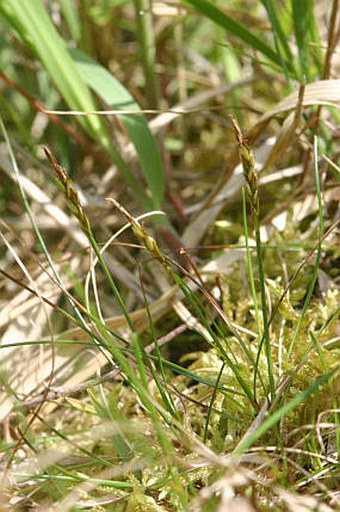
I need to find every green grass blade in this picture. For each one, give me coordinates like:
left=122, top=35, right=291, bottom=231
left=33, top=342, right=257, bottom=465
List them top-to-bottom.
left=0, top=0, right=160, bottom=209
left=0, top=0, right=105, bottom=141
left=59, top=0, right=81, bottom=43
left=133, top=0, right=160, bottom=108
left=183, top=0, right=294, bottom=74
left=261, top=0, right=295, bottom=81
left=291, top=0, right=317, bottom=80
left=69, top=48, right=165, bottom=209
left=288, top=136, right=323, bottom=357
left=242, top=188, right=268, bottom=400
left=242, top=188, right=261, bottom=338
left=175, top=278, right=258, bottom=411
left=140, top=279, right=179, bottom=418
left=203, top=362, right=225, bottom=443
left=234, top=366, right=339, bottom=454
left=14, top=472, right=134, bottom=490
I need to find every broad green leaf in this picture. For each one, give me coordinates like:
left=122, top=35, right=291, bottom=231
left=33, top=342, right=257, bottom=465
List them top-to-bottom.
left=0, top=0, right=158, bottom=208
left=0, top=0, right=106, bottom=142
left=69, top=48, right=165, bottom=209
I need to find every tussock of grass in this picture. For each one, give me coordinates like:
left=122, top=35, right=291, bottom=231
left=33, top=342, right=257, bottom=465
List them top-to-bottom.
left=0, top=1, right=339, bottom=511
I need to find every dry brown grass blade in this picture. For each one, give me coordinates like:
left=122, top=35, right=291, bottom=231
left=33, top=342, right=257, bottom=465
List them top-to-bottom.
left=248, top=79, right=340, bottom=142
left=259, top=79, right=340, bottom=121
left=261, top=84, right=305, bottom=172
left=0, top=145, right=140, bottom=294
left=0, top=250, right=66, bottom=421
left=0, top=270, right=61, bottom=333
left=0, top=276, right=179, bottom=422
left=13, top=282, right=179, bottom=420
left=274, top=487, right=338, bottom=511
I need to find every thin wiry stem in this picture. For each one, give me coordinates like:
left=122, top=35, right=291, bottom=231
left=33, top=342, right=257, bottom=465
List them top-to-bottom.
left=231, top=116, right=275, bottom=400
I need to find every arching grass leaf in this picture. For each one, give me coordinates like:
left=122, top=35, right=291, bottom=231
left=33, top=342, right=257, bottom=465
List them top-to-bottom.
left=69, top=48, right=165, bottom=209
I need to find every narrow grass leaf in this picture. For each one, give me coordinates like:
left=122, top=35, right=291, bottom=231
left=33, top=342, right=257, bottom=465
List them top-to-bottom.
left=0, top=0, right=154, bottom=209
left=0, top=0, right=107, bottom=142
left=59, top=0, right=81, bottom=43
left=133, top=0, right=160, bottom=108
left=183, top=0, right=294, bottom=74
left=261, top=0, right=295, bottom=81
left=291, top=0, right=314, bottom=80
left=288, top=136, right=323, bottom=357
left=176, top=278, right=258, bottom=410
left=203, top=362, right=225, bottom=443
left=234, top=366, right=339, bottom=454
left=14, top=473, right=134, bottom=489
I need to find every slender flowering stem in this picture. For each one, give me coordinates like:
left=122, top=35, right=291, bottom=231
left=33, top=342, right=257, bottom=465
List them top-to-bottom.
left=230, top=116, right=276, bottom=401
left=44, top=146, right=136, bottom=334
